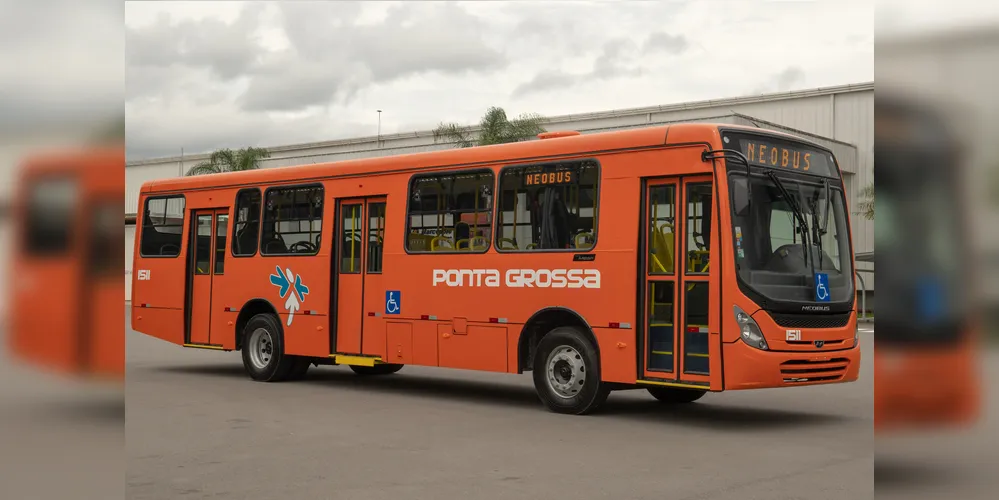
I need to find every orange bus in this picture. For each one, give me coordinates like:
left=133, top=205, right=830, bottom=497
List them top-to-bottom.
left=873, top=96, right=980, bottom=430
left=130, top=123, right=861, bottom=414
left=6, top=146, right=125, bottom=380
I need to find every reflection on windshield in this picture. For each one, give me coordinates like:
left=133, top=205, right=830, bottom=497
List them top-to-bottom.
left=731, top=174, right=853, bottom=304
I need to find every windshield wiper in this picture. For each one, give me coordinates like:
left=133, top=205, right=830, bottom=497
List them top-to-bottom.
left=765, top=170, right=814, bottom=273
left=810, top=179, right=831, bottom=270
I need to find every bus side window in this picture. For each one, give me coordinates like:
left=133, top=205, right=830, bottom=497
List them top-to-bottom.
left=496, top=159, right=598, bottom=252
left=406, top=169, right=494, bottom=253
left=685, top=183, right=712, bottom=274
left=260, top=185, right=323, bottom=256
left=232, top=188, right=261, bottom=257
left=139, top=196, right=185, bottom=257
left=368, top=202, right=386, bottom=272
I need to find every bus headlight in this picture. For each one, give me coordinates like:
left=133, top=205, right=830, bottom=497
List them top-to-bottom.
left=734, top=305, right=768, bottom=350
left=853, top=325, right=859, bottom=348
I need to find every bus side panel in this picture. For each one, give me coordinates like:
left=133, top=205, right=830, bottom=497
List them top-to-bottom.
left=213, top=180, right=334, bottom=357
left=131, top=196, right=188, bottom=346
left=215, top=248, right=331, bottom=357
left=90, top=276, right=125, bottom=376
left=412, top=321, right=439, bottom=366
left=592, top=327, right=637, bottom=384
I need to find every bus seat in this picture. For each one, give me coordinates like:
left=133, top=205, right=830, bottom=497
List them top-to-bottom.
left=454, top=221, right=471, bottom=250
left=650, top=225, right=674, bottom=273
left=574, top=232, right=594, bottom=250
left=263, top=235, right=288, bottom=254
left=470, top=235, right=489, bottom=251
left=431, top=236, right=452, bottom=251
left=498, top=238, right=518, bottom=250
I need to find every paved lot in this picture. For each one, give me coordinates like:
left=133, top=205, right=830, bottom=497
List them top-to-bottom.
left=125, top=319, right=873, bottom=500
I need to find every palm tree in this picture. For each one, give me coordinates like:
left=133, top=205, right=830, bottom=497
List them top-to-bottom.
left=432, top=106, right=548, bottom=148
left=185, top=147, right=271, bottom=176
left=857, top=182, right=874, bottom=220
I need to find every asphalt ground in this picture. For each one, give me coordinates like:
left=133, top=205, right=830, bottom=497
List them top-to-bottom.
left=122, top=323, right=874, bottom=500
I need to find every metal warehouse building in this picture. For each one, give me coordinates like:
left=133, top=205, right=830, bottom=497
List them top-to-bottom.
left=125, top=82, right=875, bottom=308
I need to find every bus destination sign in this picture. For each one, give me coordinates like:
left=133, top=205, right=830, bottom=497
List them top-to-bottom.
left=725, top=133, right=839, bottom=178
left=524, top=169, right=574, bottom=187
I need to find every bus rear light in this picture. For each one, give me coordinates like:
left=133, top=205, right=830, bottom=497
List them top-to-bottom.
left=223, top=306, right=231, bottom=312
left=303, top=310, right=312, bottom=316
left=421, top=315, right=438, bottom=320
left=489, top=318, right=508, bottom=323
left=608, top=322, right=631, bottom=329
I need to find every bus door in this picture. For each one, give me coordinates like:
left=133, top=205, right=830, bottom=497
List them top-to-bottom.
left=640, top=176, right=715, bottom=386
left=334, top=197, right=387, bottom=355
left=186, top=208, right=228, bottom=346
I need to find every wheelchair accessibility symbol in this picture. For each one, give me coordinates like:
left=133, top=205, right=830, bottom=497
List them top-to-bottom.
left=814, top=272, right=830, bottom=303
left=385, top=290, right=401, bottom=315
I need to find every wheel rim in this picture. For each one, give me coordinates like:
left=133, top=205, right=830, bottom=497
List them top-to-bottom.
left=248, top=327, right=274, bottom=370
left=545, top=345, right=586, bottom=399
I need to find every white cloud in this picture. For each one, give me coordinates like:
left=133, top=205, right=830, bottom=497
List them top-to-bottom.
left=124, top=0, right=873, bottom=161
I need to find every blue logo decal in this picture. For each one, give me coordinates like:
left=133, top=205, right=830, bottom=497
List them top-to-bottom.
left=270, top=266, right=310, bottom=326
left=814, top=272, right=830, bottom=302
left=385, top=290, right=401, bottom=315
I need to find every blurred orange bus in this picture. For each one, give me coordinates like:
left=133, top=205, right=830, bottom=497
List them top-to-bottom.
left=873, top=96, right=980, bottom=430
left=131, top=123, right=861, bottom=414
left=5, top=146, right=125, bottom=380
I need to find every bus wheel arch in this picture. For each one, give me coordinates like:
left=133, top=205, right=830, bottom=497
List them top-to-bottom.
left=235, top=299, right=279, bottom=351
left=517, top=307, right=597, bottom=374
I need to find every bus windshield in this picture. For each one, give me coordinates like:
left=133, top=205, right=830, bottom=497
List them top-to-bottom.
left=729, top=172, right=854, bottom=305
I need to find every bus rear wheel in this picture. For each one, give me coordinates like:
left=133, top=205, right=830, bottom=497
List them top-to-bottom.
left=241, top=313, right=297, bottom=382
left=532, top=326, right=609, bottom=415
left=349, top=364, right=403, bottom=376
left=646, top=387, right=706, bottom=404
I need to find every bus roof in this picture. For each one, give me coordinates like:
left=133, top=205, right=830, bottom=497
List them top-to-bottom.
left=140, top=122, right=811, bottom=194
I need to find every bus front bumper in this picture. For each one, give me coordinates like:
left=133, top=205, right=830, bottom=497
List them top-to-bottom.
left=722, top=339, right=861, bottom=390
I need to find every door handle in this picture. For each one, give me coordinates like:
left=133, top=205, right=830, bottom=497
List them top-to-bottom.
left=442, top=332, right=452, bottom=339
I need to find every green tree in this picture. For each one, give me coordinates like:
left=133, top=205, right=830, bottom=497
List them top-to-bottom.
left=432, top=106, right=547, bottom=148
left=185, top=147, right=271, bottom=176
left=857, top=182, right=874, bottom=220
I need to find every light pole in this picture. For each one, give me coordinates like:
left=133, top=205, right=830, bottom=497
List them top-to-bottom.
left=377, top=109, right=382, bottom=147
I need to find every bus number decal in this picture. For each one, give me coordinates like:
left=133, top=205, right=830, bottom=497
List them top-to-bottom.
left=137, top=269, right=151, bottom=281
left=432, top=269, right=600, bottom=289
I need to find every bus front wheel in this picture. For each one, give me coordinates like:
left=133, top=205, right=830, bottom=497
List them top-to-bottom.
left=532, top=326, right=610, bottom=415
left=646, top=387, right=706, bottom=404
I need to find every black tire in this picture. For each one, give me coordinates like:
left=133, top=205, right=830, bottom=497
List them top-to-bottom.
left=240, top=313, right=296, bottom=382
left=532, top=326, right=610, bottom=415
left=286, top=357, right=312, bottom=381
left=349, top=363, right=403, bottom=376
left=646, top=386, right=706, bottom=404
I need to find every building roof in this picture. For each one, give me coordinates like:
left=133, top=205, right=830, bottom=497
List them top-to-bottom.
left=126, top=81, right=873, bottom=168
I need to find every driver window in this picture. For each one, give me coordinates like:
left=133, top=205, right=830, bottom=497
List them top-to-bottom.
left=260, top=185, right=324, bottom=256
left=139, top=195, right=185, bottom=257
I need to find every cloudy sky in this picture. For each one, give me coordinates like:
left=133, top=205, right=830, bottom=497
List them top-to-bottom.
left=124, top=1, right=875, bottom=162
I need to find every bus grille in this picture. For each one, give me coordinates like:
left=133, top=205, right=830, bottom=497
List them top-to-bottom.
left=770, top=312, right=851, bottom=329
left=780, top=358, right=850, bottom=383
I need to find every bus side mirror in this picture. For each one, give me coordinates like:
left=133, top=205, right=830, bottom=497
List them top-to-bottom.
left=732, top=178, right=750, bottom=216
